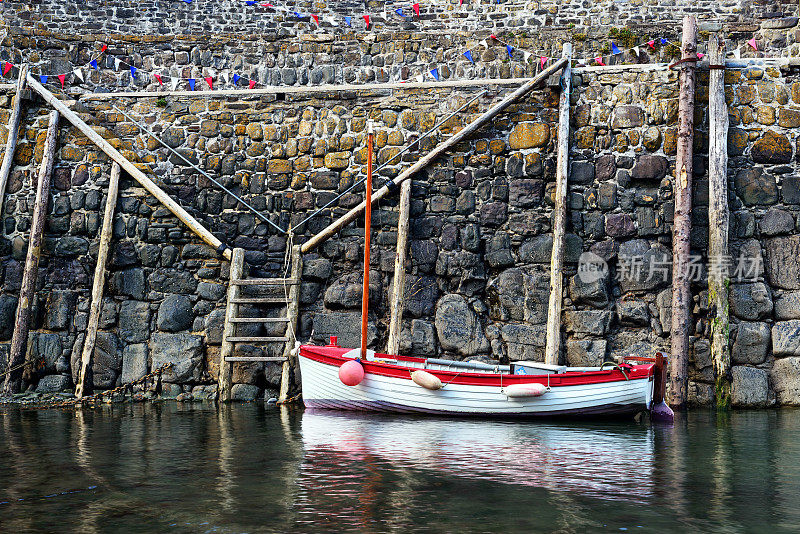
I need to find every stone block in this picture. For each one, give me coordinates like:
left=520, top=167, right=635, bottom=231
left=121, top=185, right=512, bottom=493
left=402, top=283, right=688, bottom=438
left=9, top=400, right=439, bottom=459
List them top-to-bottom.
left=611, top=106, right=644, bottom=128
left=508, top=123, right=549, bottom=149
left=751, top=131, right=792, bottom=164
left=631, top=155, right=668, bottom=182
left=570, top=161, right=595, bottom=185
left=735, top=168, right=778, bottom=205
left=782, top=175, right=800, bottom=204
left=508, top=179, right=543, bottom=207
left=759, top=209, right=794, bottom=236
left=605, top=213, right=636, bottom=237
left=765, top=236, right=800, bottom=289
left=617, top=240, right=671, bottom=293
left=303, top=258, right=332, bottom=281
left=487, top=267, right=549, bottom=323
left=569, top=270, right=609, bottom=308
left=729, top=282, right=773, bottom=321
left=775, top=291, right=800, bottom=320
left=0, top=294, right=18, bottom=341
left=157, top=294, right=194, bottom=332
left=435, top=294, right=489, bottom=356
left=617, top=299, right=649, bottom=326
left=119, top=300, right=151, bottom=343
left=564, top=310, right=612, bottom=335
left=311, top=312, right=377, bottom=349
left=399, top=319, right=438, bottom=357
left=773, top=320, right=800, bottom=356
left=733, top=321, right=770, bottom=365
left=500, top=323, right=546, bottom=361
left=92, top=332, right=122, bottom=389
left=150, top=332, right=204, bottom=383
left=566, top=339, right=607, bottom=367
left=121, top=343, right=148, bottom=384
left=771, top=357, right=800, bottom=404
left=731, top=366, right=769, bottom=407
left=35, top=375, right=72, bottom=393
left=230, top=383, right=261, bottom=401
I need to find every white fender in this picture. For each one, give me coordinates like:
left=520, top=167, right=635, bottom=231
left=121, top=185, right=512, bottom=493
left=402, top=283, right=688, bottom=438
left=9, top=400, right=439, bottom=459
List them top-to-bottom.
left=411, top=370, right=443, bottom=390
left=504, top=382, right=547, bottom=398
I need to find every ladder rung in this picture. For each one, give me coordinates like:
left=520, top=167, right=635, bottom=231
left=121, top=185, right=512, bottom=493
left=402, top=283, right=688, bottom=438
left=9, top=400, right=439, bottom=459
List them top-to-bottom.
left=232, top=278, right=299, bottom=286
left=230, top=297, right=287, bottom=304
left=229, top=317, right=290, bottom=323
left=226, top=336, right=289, bottom=343
left=224, top=357, right=288, bottom=362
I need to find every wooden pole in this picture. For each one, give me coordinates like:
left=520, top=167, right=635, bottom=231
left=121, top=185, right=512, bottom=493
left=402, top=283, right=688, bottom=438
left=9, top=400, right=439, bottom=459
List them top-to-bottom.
left=669, top=15, right=698, bottom=409
left=708, top=34, right=731, bottom=409
left=544, top=43, right=573, bottom=366
left=300, top=58, right=568, bottom=253
left=0, top=64, right=28, bottom=213
left=24, top=74, right=232, bottom=261
left=2, top=110, right=59, bottom=394
left=361, top=120, right=374, bottom=358
left=75, top=162, right=121, bottom=398
left=386, top=178, right=412, bottom=356
left=278, top=244, right=303, bottom=403
left=218, top=247, right=245, bottom=402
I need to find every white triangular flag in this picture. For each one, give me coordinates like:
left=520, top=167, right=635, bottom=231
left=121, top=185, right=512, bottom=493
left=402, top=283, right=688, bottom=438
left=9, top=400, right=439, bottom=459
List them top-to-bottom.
left=633, top=46, right=640, bottom=56
left=733, top=48, right=741, bottom=59
left=523, top=51, right=532, bottom=62
left=114, top=58, right=121, bottom=70
left=73, top=68, right=84, bottom=82
left=222, top=72, right=230, bottom=85
left=416, top=74, right=424, bottom=82
left=171, top=77, right=180, bottom=91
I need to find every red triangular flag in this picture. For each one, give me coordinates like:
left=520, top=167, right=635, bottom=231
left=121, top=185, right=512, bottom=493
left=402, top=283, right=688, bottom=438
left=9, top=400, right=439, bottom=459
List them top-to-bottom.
left=413, top=3, right=420, bottom=16
left=311, top=14, right=319, bottom=25
left=363, top=14, right=370, bottom=27
left=747, top=37, right=758, bottom=51
left=647, top=40, right=655, bottom=49
left=101, top=44, right=107, bottom=52
left=540, top=56, right=548, bottom=68
left=595, top=56, right=605, bottom=66
left=2, top=62, right=12, bottom=76
left=58, top=74, right=66, bottom=88
left=154, top=74, right=163, bottom=85
left=205, top=76, right=213, bottom=89
left=248, top=80, right=256, bottom=89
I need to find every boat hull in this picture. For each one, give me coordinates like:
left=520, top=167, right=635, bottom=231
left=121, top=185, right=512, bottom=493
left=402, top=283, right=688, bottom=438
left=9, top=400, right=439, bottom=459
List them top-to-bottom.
left=298, top=346, right=654, bottom=418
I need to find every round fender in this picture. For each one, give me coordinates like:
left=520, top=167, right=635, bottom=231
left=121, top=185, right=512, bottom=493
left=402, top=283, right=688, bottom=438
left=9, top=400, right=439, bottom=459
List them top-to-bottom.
left=339, top=360, right=365, bottom=386
left=411, top=370, right=443, bottom=390
left=504, top=382, right=547, bottom=398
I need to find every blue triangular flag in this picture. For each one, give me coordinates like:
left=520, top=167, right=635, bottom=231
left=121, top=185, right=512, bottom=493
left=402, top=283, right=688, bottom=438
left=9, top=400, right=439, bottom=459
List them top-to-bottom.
left=182, top=0, right=192, bottom=3
left=246, top=0, right=256, bottom=4
left=396, top=8, right=405, bottom=16
left=294, top=11, right=302, bottom=18
left=345, top=16, right=352, bottom=26
left=660, top=38, right=668, bottom=45
left=611, top=42, right=621, bottom=55
left=506, top=44, right=513, bottom=58
left=464, top=50, right=474, bottom=64
left=90, top=59, right=98, bottom=70
left=130, top=66, right=137, bottom=78
left=430, top=68, right=439, bottom=81
left=233, top=73, right=240, bottom=84
left=40, top=75, right=48, bottom=84
left=188, top=78, right=196, bottom=90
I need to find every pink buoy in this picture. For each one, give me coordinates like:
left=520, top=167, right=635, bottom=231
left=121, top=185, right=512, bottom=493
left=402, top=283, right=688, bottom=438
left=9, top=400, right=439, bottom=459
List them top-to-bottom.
left=339, top=360, right=365, bottom=386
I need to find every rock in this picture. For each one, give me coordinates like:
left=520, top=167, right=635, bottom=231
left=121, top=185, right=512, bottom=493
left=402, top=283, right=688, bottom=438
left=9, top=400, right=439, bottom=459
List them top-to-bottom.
left=611, top=106, right=644, bottom=128
left=508, top=123, right=549, bottom=149
left=751, top=130, right=792, bottom=163
left=595, top=154, right=616, bottom=181
left=631, top=155, right=669, bottom=182
left=570, top=161, right=595, bottom=185
left=734, top=168, right=778, bottom=205
left=782, top=175, right=800, bottom=204
left=508, top=179, right=543, bottom=207
left=479, top=202, right=507, bottom=227
left=759, top=209, right=794, bottom=236
left=605, top=213, right=636, bottom=237
left=485, top=233, right=514, bottom=268
left=519, top=234, right=583, bottom=264
left=54, top=236, right=89, bottom=256
left=765, top=236, right=800, bottom=289
left=733, top=238, right=764, bottom=280
left=617, top=240, right=671, bottom=293
left=303, top=258, right=332, bottom=281
left=112, top=268, right=146, bottom=300
left=487, top=268, right=549, bottom=323
left=569, top=269, right=609, bottom=308
left=148, top=270, right=198, bottom=294
left=325, top=273, right=380, bottom=309
left=399, top=275, right=438, bottom=318
left=197, top=282, right=226, bottom=301
left=729, top=282, right=773, bottom=321
left=657, top=289, right=672, bottom=332
left=775, top=290, right=800, bottom=320
left=45, top=291, right=76, bottom=330
left=0, top=294, right=17, bottom=341
left=157, top=294, right=194, bottom=332
left=435, top=294, right=490, bottom=356
left=118, top=300, right=151, bottom=343
left=617, top=300, right=650, bottom=326
left=204, top=308, right=226, bottom=344
left=564, top=310, right=612, bottom=335
left=311, top=312, right=377, bottom=348
left=399, top=319, right=437, bottom=357
left=773, top=320, right=800, bottom=356
left=732, top=322, right=770, bottom=365
left=500, top=323, right=546, bottom=361
left=92, top=332, right=122, bottom=389
left=150, top=332, right=204, bottom=383
left=30, top=333, right=63, bottom=373
left=690, top=338, right=713, bottom=382
left=566, top=339, right=607, bottom=367
left=121, top=343, right=148, bottom=384
left=771, top=357, right=800, bottom=404
left=731, top=366, right=769, bottom=407
left=35, top=375, right=72, bottom=393
left=688, top=381, right=715, bottom=406
left=160, top=383, right=182, bottom=398
left=230, top=383, right=261, bottom=401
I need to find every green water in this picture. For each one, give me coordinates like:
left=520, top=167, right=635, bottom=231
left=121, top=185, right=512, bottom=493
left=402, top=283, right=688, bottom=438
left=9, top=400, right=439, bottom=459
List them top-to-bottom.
left=0, top=405, right=798, bottom=533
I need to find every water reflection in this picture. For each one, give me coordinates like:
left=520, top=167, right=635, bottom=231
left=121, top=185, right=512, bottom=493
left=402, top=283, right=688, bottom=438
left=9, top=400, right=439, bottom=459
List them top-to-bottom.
left=0, top=405, right=798, bottom=533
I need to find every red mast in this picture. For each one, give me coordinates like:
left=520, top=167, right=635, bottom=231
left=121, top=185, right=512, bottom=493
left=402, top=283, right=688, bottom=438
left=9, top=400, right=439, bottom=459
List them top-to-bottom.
left=361, top=120, right=374, bottom=359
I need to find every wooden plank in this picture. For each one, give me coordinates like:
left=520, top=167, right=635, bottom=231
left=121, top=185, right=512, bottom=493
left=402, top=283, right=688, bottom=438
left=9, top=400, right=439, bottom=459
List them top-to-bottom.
left=670, top=16, right=698, bottom=409
left=708, top=34, right=731, bottom=409
left=544, top=43, right=573, bottom=367
left=300, top=58, right=569, bottom=253
left=0, top=64, right=28, bottom=214
left=24, top=74, right=232, bottom=261
left=2, top=110, right=59, bottom=394
left=361, top=121, right=375, bottom=360
left=75, top=162, right=121, bottom=398
left=386, top=176, right=412, bottom=355
left=278, top=245, right=303, bottom=403
left=218, top=248, right=244, bottom=402
left=231, top=278, right=299, bottom=285
left=229, top=296, right=287, bottom=304
left=229, top=317, right=290, bottom=323
left=226, top=336, right=289, bottom=343
left=225, top=357, right=287, bottom=362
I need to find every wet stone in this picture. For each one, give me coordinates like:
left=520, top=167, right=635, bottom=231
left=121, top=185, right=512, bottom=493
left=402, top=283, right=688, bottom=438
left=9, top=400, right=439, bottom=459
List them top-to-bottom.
left=751, top=131, right=792, bottom=164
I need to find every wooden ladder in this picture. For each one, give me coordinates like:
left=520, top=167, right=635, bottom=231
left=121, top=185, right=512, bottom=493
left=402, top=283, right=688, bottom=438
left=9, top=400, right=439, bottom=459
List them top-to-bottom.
left=218, top=245, right=303, bottom=403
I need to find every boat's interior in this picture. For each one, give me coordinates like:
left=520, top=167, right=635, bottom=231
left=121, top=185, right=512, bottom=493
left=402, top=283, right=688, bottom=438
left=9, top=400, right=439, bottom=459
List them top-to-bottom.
left=372, top=356, right=616, bottom=375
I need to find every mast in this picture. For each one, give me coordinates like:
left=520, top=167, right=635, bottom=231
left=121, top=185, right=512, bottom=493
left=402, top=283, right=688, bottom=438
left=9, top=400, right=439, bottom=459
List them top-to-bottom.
left=361, top=120, right=375, bottom=358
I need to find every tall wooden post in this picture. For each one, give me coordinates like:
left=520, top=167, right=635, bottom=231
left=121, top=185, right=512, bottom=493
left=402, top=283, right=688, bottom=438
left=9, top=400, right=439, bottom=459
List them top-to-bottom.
left=669, top=15, right=698, bottom=409
left=708, top=34, right=731, bottom=409
left=544, top=43, right=572, bottom=366
left=0, top=64, right=28, bottom=212
left=2, top=110, right=59, bottom=394
left=361, top=120, right=374, bottom=358
left=76, top=162, right=121, bottom=398
left=386, top=178, right=412, bottom=355
left=278, top=244, right=302, bottom=403
left=218, top=247, right=245, bottom=402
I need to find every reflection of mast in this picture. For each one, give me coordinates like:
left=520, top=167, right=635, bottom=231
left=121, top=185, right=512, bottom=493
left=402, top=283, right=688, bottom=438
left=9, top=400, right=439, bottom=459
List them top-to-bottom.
left=216, top=404, right=236, bottom=514
left=278, top=406, right=304, bottom=531
left=2, top=409, right=25, bottom=531
left=710, top=413, right=734, bottom=528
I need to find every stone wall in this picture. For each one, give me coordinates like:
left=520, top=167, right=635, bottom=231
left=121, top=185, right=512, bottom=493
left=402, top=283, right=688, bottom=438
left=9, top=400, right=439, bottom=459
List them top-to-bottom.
left=3, top=1, right=800, bottom=405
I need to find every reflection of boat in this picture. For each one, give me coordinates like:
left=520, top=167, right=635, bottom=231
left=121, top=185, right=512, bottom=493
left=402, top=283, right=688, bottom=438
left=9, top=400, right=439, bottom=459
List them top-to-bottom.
left=298, top=344, right=655, bottom=417
left=299, top=410, right=656, bottom=503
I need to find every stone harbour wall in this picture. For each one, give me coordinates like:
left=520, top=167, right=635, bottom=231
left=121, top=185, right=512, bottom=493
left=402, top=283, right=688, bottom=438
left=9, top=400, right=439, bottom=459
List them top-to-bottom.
left=3, top=1, right=800, bottom=405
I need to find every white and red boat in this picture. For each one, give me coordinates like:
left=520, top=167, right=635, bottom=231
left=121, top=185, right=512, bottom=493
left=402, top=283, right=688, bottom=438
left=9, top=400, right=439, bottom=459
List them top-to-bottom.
left=298, top=343, right=663, bottom=418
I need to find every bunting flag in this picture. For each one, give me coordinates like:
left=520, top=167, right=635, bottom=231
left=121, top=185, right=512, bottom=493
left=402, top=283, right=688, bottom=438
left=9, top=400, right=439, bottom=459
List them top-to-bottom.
left=183, top=0, right=192, bottom=3
left=246, top=0, right=256, bottom=4
left=460, top=0, right=463, bottom=5
left=262, top=3, right=273, bottom=7
left=413, top=3, right=420, bottom=16
left=395, top=8, right=405, bottom=17
left=293, top=11, right=302, bottom=18
left=312, top=14, right=319, bottom=24
left=363, top=14, right=370, bottom=27
left=344, top=16, right=352, bottom=26
left=490, top=34, right=498, bottom=40
left=747, top=37, right=758, bottom=51
left=660, top=38, right=667, bottom=45
left=647, top=40, right=655, bottom=49
left=611, top=42, right=621, bottom=55
left=101, top=44, right=107, bottom=52
left=506, top=44, right=513, bottom=58
left=633, top=46, right=640, bottom=56
left=733, top=48, right=741, bottom=59
left=463, top=50, right=474, bottom=64
left=523, top=51, right=532, bottom=62
left=697, top=52, right=704, bottom=59
left=539, top=56, right=548, bottom=68
left=595, top=56, right=605, bottom=66
left=114, top=58, right=121, bottom=70
left=90, top=59, right=99, bottom=70
left=2, top=62, right=12, bottom=76
left=130, top=66, right=137, bottom=78
left=73, top=68, right=84, bottom=82
left=430, top=68, right=439, bottom=81
left=222, top=72, right=230, bottom=84
left=233, top=73, right=241, bottom=84
left=58, top=74, right=66, bottom=88
left=154, top=74, right=163, bottom=86
left=416, top=74, right=424, bottom=82
left=40, top=75, right=48, bottom=84
left=205, top=76, right=213, bottom=89
left=171, top=77, right=180, bottom=91
left=188, top=78, right=196, bottom=90
left=248, top=79, right=257, bottom=89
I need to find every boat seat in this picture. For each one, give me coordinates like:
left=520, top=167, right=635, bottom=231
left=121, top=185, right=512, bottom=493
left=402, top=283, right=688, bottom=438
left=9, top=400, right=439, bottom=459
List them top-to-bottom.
left=512, top=362, right=567, bottom=375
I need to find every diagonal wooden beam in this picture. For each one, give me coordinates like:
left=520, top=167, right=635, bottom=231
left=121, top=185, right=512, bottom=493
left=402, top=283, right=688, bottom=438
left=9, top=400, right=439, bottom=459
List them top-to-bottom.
left=300, top=57, right=569, bottom=253
left=0, top=64, right=28, bottom=214
left=25, top=74, right=232, bottom=261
